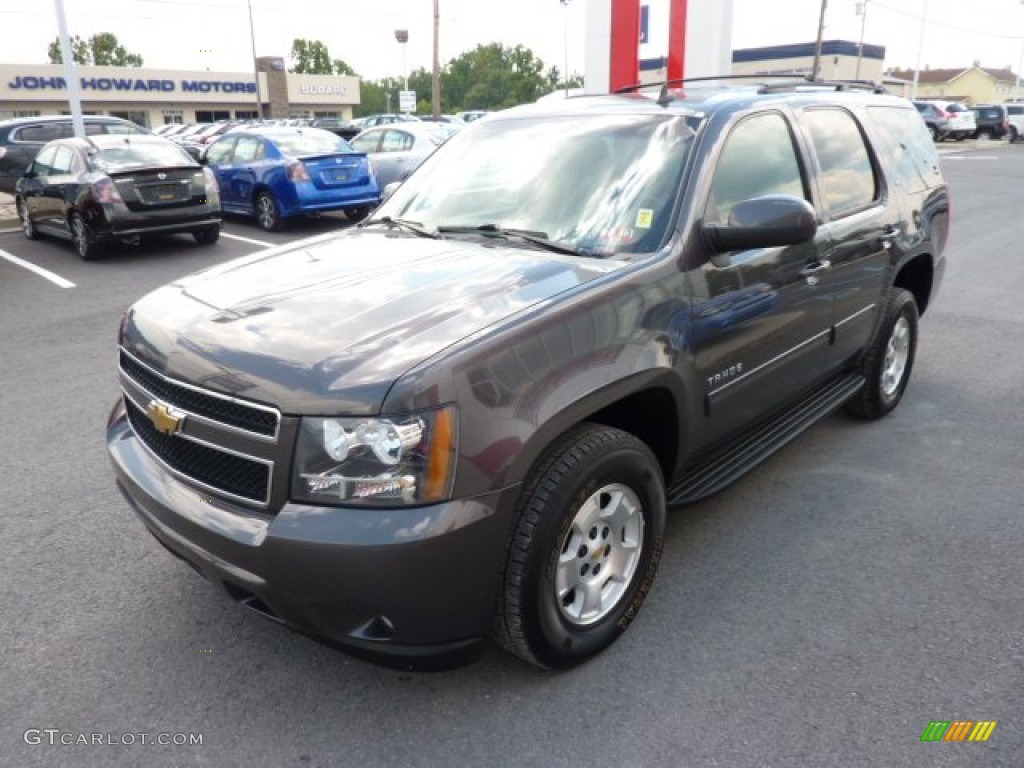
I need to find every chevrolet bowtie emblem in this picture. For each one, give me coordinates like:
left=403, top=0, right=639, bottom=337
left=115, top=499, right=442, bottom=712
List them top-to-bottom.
left=146, top=400, right=186, bottom=435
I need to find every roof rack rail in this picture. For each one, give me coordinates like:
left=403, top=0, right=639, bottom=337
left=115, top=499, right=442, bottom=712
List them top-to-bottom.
left=615, top=74, right=888, bottom=107
left=757, top=77, right=889, bottom=95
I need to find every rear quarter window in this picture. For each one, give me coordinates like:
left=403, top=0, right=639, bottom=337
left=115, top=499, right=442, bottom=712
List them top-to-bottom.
left=865, top=105, right=942, bottom=193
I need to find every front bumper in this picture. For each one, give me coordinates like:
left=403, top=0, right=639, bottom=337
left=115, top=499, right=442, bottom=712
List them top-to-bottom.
left=106, top=399, right=518, bottom=666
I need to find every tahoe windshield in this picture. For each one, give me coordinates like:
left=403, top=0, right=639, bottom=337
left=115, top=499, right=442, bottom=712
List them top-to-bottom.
left=375, top=113, right=695, bottom=256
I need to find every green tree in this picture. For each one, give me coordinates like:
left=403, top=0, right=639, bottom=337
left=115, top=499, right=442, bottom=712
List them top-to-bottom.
left=48, top=33, right=143, bottom=66
left=47, top=35, right=90, bottom=65
left=290, top=38, right=332, bottom=74
left=290, top=39, right=357, bottom=76
left=355, top=43, right=578, bottom=117
left=333, top=59, right=357, bottom=76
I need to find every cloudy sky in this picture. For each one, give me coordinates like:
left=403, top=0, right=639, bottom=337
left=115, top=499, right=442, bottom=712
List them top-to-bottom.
left=2, top=0, right=1024, bottom=80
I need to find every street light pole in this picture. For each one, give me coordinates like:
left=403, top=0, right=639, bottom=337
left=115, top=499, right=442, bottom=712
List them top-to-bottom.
left=53, top=0, right=84, bottom=138
left=247, top=0, right=262, bottom=119
left=432, top=0, right=441, bottom=118
left=561, top=0, right=571, bottom=97
left=855, top=0, right=869, bottom=80
left=911, top=0, right=930, bottom=100
left=394, top=29, right=409, bottom=114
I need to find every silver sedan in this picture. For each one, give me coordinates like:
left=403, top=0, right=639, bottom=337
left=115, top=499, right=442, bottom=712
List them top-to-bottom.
left=349, top=122, right=448, bottom=189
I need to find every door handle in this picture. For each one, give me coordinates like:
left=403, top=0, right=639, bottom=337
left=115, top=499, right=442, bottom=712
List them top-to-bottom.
left=878, top=226, right=899, bottom=248
left=799, top=259, right=831, bottom=277
left=799, top=259, right=831, bottom=286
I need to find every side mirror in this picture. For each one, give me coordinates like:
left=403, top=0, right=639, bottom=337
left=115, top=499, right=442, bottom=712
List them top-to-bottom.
left=22, top=168, right=36, bottom=179
left=381, top=181, right=401, bottom=203
left=702, top=194, right=817, bottom=253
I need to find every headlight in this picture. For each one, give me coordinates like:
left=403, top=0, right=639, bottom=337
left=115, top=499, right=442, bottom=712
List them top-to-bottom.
left=291, top=406, right=457, bottom=507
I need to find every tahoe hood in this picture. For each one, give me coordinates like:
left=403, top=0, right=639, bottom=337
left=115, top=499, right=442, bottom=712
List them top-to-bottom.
left=121, top=229, right=624, bottom=414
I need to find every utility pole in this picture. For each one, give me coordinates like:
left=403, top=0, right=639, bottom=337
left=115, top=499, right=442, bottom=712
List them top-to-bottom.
left=247, top=0, right=262, bottom=119
left=431, top=0, right=441, bottom=117
left=811, top=0, right=828, bottom=80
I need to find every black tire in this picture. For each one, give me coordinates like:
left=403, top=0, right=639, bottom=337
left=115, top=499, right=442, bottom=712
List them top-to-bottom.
left=929, top=125, right=939, bottom=142
left=1011, top=127, right=1019, bottom=144
left=976, top=129, right=992, bottom=141
left=255, top=190, right=284, bottom=231
left=16, top=198, right=37, bottom=240
left=343, top=205, right=371, bottom=222
left=70, top=212, right=98, bottom=260
left=192, top=225, right=220, bottom=245
left=847, top=288, right=919, bottom=420
left=496, top=423, right=666, bottom=669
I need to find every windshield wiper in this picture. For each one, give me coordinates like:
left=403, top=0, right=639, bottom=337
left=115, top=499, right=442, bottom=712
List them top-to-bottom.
left=361, top=216, right=440, bottom=239
left=437, top=224, right=581, bottom=256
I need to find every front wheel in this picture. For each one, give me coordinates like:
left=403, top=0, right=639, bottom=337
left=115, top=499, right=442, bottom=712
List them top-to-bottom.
left=255, top=191, right=284, bottom=232
left=16, top=198, right=37, bottom=240
left=847, top=288, right=919, bottom=420
left=496, top=424, right=666, bottom=669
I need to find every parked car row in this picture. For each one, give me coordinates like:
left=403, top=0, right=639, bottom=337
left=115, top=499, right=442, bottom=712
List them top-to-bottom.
left=911, top=99, right=1024, bottom=142
left=11, top=117, right=462, bottom=257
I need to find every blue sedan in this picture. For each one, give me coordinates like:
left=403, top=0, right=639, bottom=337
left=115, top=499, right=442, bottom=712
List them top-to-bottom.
left=203, top=126, right=380, bottom=230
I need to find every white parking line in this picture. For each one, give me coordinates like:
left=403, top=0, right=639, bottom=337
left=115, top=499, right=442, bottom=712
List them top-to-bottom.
left=220, top=232, right=274, bottom=248
left=0, top=248, right=76, bottom=289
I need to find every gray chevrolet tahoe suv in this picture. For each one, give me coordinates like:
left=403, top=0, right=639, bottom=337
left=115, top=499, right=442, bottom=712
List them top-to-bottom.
left=107, top=79, right=949, bottom=669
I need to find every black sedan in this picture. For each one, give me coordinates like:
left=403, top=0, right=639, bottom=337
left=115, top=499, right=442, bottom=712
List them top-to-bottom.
left=15, top=134, right=222, bottom=260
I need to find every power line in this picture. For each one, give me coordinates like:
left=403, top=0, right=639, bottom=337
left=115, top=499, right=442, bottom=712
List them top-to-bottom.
left=871, top=0, right=1024, bottom=41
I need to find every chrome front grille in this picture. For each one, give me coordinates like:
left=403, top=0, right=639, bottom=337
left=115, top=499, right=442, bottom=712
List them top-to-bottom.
left=118, top=348, right=281, bottom=507
left=119, top=350, right=278, bottom=438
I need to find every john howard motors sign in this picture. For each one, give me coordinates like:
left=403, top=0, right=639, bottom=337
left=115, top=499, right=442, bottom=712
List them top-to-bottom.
left=8, top=75, right=256, bottom=95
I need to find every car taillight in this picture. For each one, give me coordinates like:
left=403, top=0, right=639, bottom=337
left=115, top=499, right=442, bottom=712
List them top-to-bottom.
left=0, top=147, right=6, bottom=159
left=286, top=161, right=310, bottom=182
left=202, top=167, right=220, bottom=205
left=92, top=176, right=122, bottom=204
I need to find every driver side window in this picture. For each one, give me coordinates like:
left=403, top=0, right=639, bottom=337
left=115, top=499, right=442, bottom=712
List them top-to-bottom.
left=706, top=113, right=808, bottom=225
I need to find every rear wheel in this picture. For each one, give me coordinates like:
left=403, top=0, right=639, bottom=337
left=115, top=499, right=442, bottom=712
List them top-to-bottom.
left=929, top=125, right=940, bottom=141
left=1010, top=127, right=1019, bottom=144
left=976, top=129, right=993, bottom=141
left=255, top=191, right=283, bottom=231
left=16, top=198, right=37, bottom=240
left=343, top=205, right=371, bottom=222
left=70, top=212, right=98, bottom=260
left=192, top=225, right=220, bottom=245
left=847, top=288, right=919, bottom=420
left=496, top=423, right=666, bottom=669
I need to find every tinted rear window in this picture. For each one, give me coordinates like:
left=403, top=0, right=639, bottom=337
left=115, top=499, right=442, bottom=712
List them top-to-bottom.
left=271, top=130, right=352, bottom=156
left=90, top=142, right=194, bottom=172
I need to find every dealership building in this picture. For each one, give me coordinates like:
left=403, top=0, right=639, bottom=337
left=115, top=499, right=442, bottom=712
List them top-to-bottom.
left=0, top=59, right=361, bottom=127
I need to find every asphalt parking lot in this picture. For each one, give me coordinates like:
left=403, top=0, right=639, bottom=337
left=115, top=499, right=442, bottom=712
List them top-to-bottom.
left=2, top=141, right=1022, bottom=767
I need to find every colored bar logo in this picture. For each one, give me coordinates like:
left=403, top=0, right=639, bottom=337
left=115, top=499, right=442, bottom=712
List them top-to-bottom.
left=921, top=720, right=997, bottom=742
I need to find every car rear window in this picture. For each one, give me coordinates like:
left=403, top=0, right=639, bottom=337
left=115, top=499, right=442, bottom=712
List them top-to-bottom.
left=271, top=130, right=352, bottom=157
left=90, top=141, right=194, bottom=172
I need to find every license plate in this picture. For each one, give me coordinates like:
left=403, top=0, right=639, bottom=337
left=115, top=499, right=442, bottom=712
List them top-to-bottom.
left=330, top=171, right=349, bottom=182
